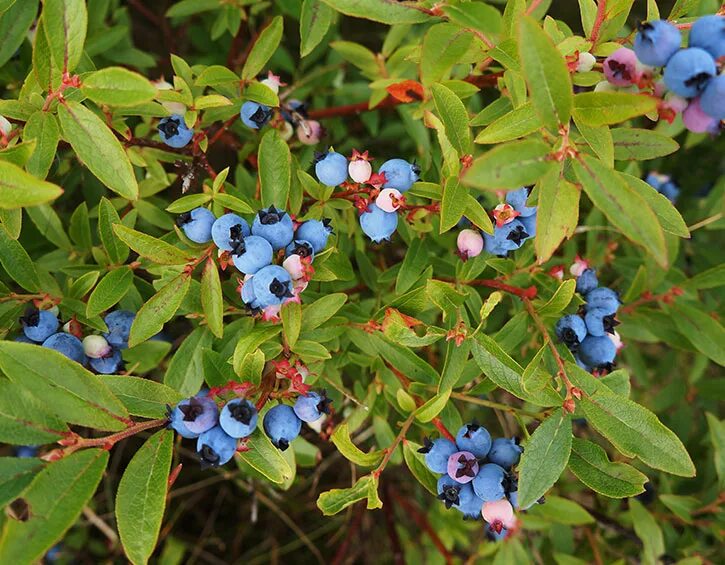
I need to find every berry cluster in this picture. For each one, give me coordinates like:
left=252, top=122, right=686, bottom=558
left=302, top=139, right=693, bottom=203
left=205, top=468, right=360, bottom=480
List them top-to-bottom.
left=601, top=15, right=724, bottom=133
left=313, top=149, right=420, bottom=242
left=644, top=172, right=680, bottom=203
left=456, top=188, right=537, bottom=260
left=177, top=206, right=332, bottom=318
left=555, top=268, right=623, bottom=373
left=16, top=307, right=134, bottom=374
left=168, top=387, right=330, bottom=468
left=419, top=423, right=532, bottom=540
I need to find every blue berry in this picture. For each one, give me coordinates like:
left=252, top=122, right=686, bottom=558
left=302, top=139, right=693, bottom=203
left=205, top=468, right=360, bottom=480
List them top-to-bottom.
left=689, top=15, right=725, bottom=60
left=634, top=20, right=682, bottom=67
left=663, top=48, right=716, bottom=98
left=701, top=74, right=725, bottom=121
left=240, top=101, right=273, bottom=129
left=158, top=115, right=193, bottom=148
left=314, top=151, right=348, bottom=186
left=378, top=158, right=420, bottom=192
left=658, top=180, right=680, bottom=203
left=505, top=187, right=536, bottom=217
left=359, top=203, right=398, bottom=242
left=251, top=206, right=294, bottom=250
left=177, top=207, right=215, bottom=244
left=211, top=213, right=250, bottom=251
left=519, top=213, right=536, bottom=238
left=295, top=219, right=333, bottom=253
left=490, top=219, right=530, bottom=254
left=482, top=231, right=510, bottom=257
left=231, top=235, right=273, bottom=275
left=284, top=239, right=315, bottom=261
left=252, top=265, right=293, bottom=308
left=576, top=268, right=598, bottom=295
left=241, top=276, right=259, bottom=310
left=585, top=287, right=621, bottom=316
left=584, top=308, right=610, bottom=337
left=20, top=309, right=59, bottom=342
left=103, top=310, right=135, bottom=349
left=555, top=315, right=587, bottom=348
left=42, top=333, right=86, bottom=364
left=14, top=335, right=35, bottom=344
left=578, top=335, right=617, bottom=369
left=89, top=348, right=123, bottom=374
left=575, top=355, right=592, bottom=372
left=293, top=391, right=331, bottom=423
left=172, top=395, right=219, bottom=436
left=219, top=399, right=258, bottom=439
left=263, top=404, right=302, bottom=450
left=455, top=423, right=492, bottom=458
left=196, top=425, right=237, bottom=467
left=418, top=437, right=458, bottom=474
left=487, top=438, right=523, bottom=470
left=14, top=445, right=38, bottom=458
left=447, top=451, right=480, bottom=484
left=472, top=463, right=507, bottom=502
left=436, top=475, right=478, bottom=511
left=457, top=489, right=484, bottom=519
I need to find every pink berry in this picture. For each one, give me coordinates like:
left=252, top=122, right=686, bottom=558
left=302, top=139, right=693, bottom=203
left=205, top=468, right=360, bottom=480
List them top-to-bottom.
left=603, top=48, right=639, bottom=87
left=576, top=52, right=596, bottom=73
left=682, top=98, right=720, bottom=134
left=297, top=120, right=322, bottom=145
left=349, top=159, right=372, bottom=184
left=376, top=188, right=402, bottom=212
left=457, top=229, right=484, bottom=260
left=283, top=255, right=305, bottom=280
left=569, top=255, right=589, bottom=277
left=82, top=335, right=112, bottom=359
left=447, top=451, right=479, bottom=484
left=482, top=499, right=517, bottom=529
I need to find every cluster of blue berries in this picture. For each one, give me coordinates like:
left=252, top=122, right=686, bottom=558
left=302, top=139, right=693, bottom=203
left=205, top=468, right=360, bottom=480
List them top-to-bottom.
left=644, top=172, right=680, bottom=203
left=456, top=188, right=537, bottom=260
left=177, top=205, right=332, bottom=316
left=555, top=269, right=622, bottom=373
left=16, top=308, right=134, bottom=374
left=168, top=390, right=331, bottom=467
left=419, top=422, right=531, bottom=540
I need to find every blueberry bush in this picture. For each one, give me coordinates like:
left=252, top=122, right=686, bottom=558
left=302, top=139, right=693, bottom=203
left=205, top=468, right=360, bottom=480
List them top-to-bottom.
left=0, top=0, right=723, bottom=563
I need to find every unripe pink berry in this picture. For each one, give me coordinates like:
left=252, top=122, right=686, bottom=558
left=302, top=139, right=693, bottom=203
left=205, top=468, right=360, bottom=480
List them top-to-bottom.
left=603, top=48, right=639, bottom=87
left=577, top=52, right=596, bottom=73
left=260, top=72, right=284, bottom=94
left=664, top=92, right=688, bottom=114
left=682, top=98, right=720, bottom=134
left=0, top=115, right=11, bottom=136
left=297, top=120, right=322, bottom=145
left=349, top=159, right=372, bottom=184
left=376, top=188, right=402, bottom=212
left=457, top=229, right=484, bottom=260
left=283, top=255, right=305, bottom=280
left=569, top=255, right=589, bottom=277
left=83, top=335, right=112, bottom=359
left=447, top=451, right=479, bottom=484
left=482, top=499, right=517, bottom=529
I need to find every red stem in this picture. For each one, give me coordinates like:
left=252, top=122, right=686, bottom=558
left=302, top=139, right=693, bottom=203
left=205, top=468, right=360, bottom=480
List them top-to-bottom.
left=590, top=0, right=608, bottom=44
left=442, top=277, right=537, bottom=300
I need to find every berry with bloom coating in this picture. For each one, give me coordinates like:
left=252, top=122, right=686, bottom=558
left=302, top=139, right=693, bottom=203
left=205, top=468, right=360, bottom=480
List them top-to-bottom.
left=689, top=15, right=725, bottom=60
left=634, top=20, right=682, bottom=67
left=603, top=48, right=639, bottom=86
left=663, top=48, right=716, bottom=98
left=577, top=52, right=596, bottom=72
left=701, top=74, right=725, bottom=121
left=682, top=97, right=721, bottom=134
left=240, top=101, right=272, bottom=129
left=0, top=114, right=11, bottom=136
left=158, top=115, right=193, bottom=148
left=297, top=120, right=323, bottom=145
left=314, top=150, right=348, bottom=186
left=348, top=150, right=372, bottom=183
left=378, top=158, right=420, bottom=192
left=375, top=188, right=403, bottom=213
left=505, top=188, right=536, bottom=217
left=359, top=203, right=398, bottom=242
left=252, top=206, right=294, bottom=250
left=177, top=207, right=215, bottom=244
left=211, top=213, right=250, bottom=251
left=519, top=213, right=537, bottom=238
left=295, top=219, right=332, bottom=253
left=494, top=219, right=530, bottom=252
left=457, top=229, right=484, bottom=260
left=231, top=235, right=274, bottom=275
left=285, top=239, right=315, bottom=261
left=252, top=265, right=294, bottom=308
left=576, top=268, right=598, bottom=295
left=240, top=276, right=259, bottom=310
left=585, top=287, right=621, bottom=315
left=584, top=308, right=619, bottom=337
left=20, top=309, right=59, bottom=342
left=104, top=310, right=135, bottom=349
left=555, top=315, right=587, bottom=348
left=42, top=333, right=86, bottom=364
left=82, top=335, right=112, bottom=359
left=579, top=335, right=617, bottom=368
left=89, top=348, right=123, bottom=374
left=293, top=390, right=332, bottom=422
left=173, top=396, right=219, bottom=435
left=219, top=399, right=258, bottom=438
left=263, top=404, right=302, bottom=450
left=455, top=422, right=492, bottom=458
left=197, top=425, right=237, bottom=467
left=418, top=437, right=458, bottom=473
left=488, top=438, right=523, bottom=470
left=447, top=451, right=479, bottom=484
left=472, top=463, right=507, bottom=502
left=437, top=475, right=477, bottom=510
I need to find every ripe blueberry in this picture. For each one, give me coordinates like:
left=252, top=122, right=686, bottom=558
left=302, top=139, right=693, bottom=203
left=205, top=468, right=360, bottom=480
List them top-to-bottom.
left=689, top=15, right=725, bottom=60
left=634, top=20, right=682, bottom=67
left=663, top=48, right=716, bottom=98
left=700, top=74, right=725, bottom=121
left=240, top=101, right=273, bottom=130
left=158, top=115, right=193, bottom=148
left=314, top=150, right=348, bottom=186
left=378, top=158, right=420, bottom=192
left=359, top=203, right=398, bottom=243
left=252, top=206, right=295, bottom=250
left=177, top=207, right=215, bottom=244
left=211, top=213, right=250, bottom=251
left=295, top=219, right=333, bottom=253
left=231, top=235, right=274, bottom=275
left=252, top=265, right=294, bottom=308
left=576, top=268, right=599, bottom=295
left=585, top=287, right=621, bottom=316
left=20, top=308, right=59, bottom=343
left=103, top=310, right=135, bottom=349
left=555, top=314, right=588, bottom=348
left=42, top=333, right=86, bottom=364
left=578, top=335, right=617, bottom=369
left=89, top=348, right=123, bottom=374
left=293, top=390, right=332, bottom=423
left=219, top=399, right=258, bottom=439
left=263, top=404, right=302, bottom=450
left=455, top=422, right=492, bottom=458
left=196, top=425, right=237, bottom=468
left=418, top=437, right=458, bottom=474
left=487, top=438, right=523, bottom=470
left=472, top=463, right=507, bottom=502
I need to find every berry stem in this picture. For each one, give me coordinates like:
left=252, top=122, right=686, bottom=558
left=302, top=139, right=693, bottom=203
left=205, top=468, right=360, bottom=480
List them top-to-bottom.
left=590, top=0, right=608, bottom=44
left=442, top=277, right=538, bottom=300
left=619, top=286, right=683, bottom=315
left=371, top=412, right=416, bottom=479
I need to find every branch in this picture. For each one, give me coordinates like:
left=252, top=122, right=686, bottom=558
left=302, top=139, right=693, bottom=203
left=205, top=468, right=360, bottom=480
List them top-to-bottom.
left=590, top=0, right=608, bottom=44
left=440, top=277, right=537, bottom=299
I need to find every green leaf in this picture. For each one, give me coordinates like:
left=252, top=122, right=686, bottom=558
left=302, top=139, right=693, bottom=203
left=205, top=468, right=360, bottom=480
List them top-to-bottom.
left=0, top=0, right=38, bottom=68
left=42, top=0, right=87, bottom=74
left=300, top=0, right=334, bottom=57
left=319, top=0, right=430, bottom=24
left=441, top=3, right=502, bottom=35
left=241, top=16, right=284, bottom=81
left=518, top=16, right=573, bottom=132
left=421, top=24, right=474, bottom=86
left=195, top=65, right=239, bottom=86
left=82, top=67, right=156, bottom=107
left=243, top=82, right=280, bottom=107
left=431, top=83, right=472, bottom=156
left=573, top=92, right=659, bottom=127
left=57, top=102, right=139, bottom=200
left=475, top=102, right=542, bottom=144
left=24, top=111, right=61, bottom=179
left=574, top=116, right=614, bottom=166
left=611, top=128, right=679, bottom=161
left=258, top=129, right=291, bottom=208
left=463, top=139, right=556, bottom=190
left=0, top=140, right=36, bottom=167
left=573, top=155, right=667, bottom=267
left=0, top=160, right=63, bottom=209
left=535, top=167, right=579, bottom=263
left=620, top=174, right=689, bottom=238
left=439, top=176, right=469, bottom=233
left=213, top=193, right=255, bottom=214
left=165, top=194, right=212, bottom=213
left=464, top=194, right=494, bottom=234
left=98, top=198, right=130, bottom=264
left=26, top=204, right=72, bottom=250
left=113, top=224, right=191, bottom=265
left=0, top=227, right=40, bottom=291
left=395, top=237, right=427, bottom=294
left=201, top=260, right=223, bottom=338
left=86, top=267, right=134, bottom=317
left=129, top=274, right=191, bottom=348
left=537, top=279, right=576, bottom=316
left=302, top=293, right=347, bottom=329
left=281, top=301, right=301, bottom=348
left=670, top=303, right=725, bottom=366
left=232, top=326, right=281, bottom=373
left=164, top=327, right=213, bottom=396
left=368, top=333, right=439, bottom=384
left=290, top=340, right=331, bottom=361
left=202, top=348, right=237, bottom=389
left=568, top=363, right=696, bottom=477
left=101, top=376, right=184, bottom=419
left=0, top=380, right=68, bottom=445
left=414, top=391, right=450, bottom=423
left=517, top=409, right=572, bottom=509
left=705, top=412, right=725, bottom=489
left=331, top=423, right=384, bottom=467
left=236, top=428, right=293, bottom=484
left=116, top=430, right=173, bottom=565
left=569, top=438, right=647, bottom=498
left=402, top=441, right=438, bottom=495
left=0, top=449, right=108, bottom=564
left=0, top=457, right=44, bottom=509
left=316, top=475, right=378, bottom=515
left=527, top=495, right=594, bottom=525
left=629, top=499, right=665, bottom=565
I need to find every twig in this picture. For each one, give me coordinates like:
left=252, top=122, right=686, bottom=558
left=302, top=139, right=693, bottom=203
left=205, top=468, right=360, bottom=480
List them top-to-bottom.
left=590, top=0, right=608, bottom=44
left=440, top=277, right=537, bottom=299
left=372, top=413, right=416, bottom=478
left=82, top=506, right=119, bottom=546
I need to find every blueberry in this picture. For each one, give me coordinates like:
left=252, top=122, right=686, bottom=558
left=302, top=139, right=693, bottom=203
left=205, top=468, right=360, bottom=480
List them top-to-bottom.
left=689, top=15, right=725, bottom=60
left=634, top=20, right=682, bottom=67
left=603, top=47, right=639, bottom=87
left=663, top=48, right=716, bottom=98
left=701, top=74, right=725, bottom=121
left=240, top=101, right=273, bottom=130
left=158, top=115, right=194, bottom=148
left=314, top=151, right=348, bottom=186
left=378, top=158, right=420, bottom=192
left=658, top=180, right=681, bottom=203
left=505, top=187, right=536, bottom=217
left=359, top=203, right=398, bottom=243
left=252, top=206, right=294, bottom=250
left=177, top=207, right=215, bottom=244
left=211, top=213, right=250, bottom=251
left=519, top=213, right=536, bottom=239
left=295, top=219, right=333, bottom=253
left=494, top=219, right=530, bottom=252
left=482, top=231, right=510, bottom=257
left=231, top=235, right=274, bottom=275
left=284, top=239, right=315, bottom=261
left=252, top=265, right=294, bottom=308
left=576, top=268, right=598, bottom=295
left=241, top=276, right=259, bottom=310
left=585, top=287, right=621, bottom=316
left=584, top=308, right=618, bottom=337
left=20, top=309, right=59, bottom=342
left=103, top=310, right=135, bottom=349
left=555, top=315, right=587, bottom=348
left=42, top=333, right=86, bottom=364
left=14, top=335, right=35, bottom=344
left=578, top=335, right=617, bottom=369
left=89, top=348, right=123, bottom=374
left=293, top=390, right=332, bottom=423
left=171, top=396, right=219, bottom=435
left=219, top=399, right=258, bottom=438
left=263, top=404, right=302, bottom=450
left=455, top=422, right=492, bottom=458
left=196, top=425, right=237, bottom=467
left=418, top=437, right=458, bottom=474
left=487, top=438, right=523, bottom=470
left=14, top=445, right=38, bottom=458
left=447, top=451, right=480, bottom=484
left=472, top=463, right=507, bottom=502
left=437, top=475, right=478, bottom=510
left=457, top=490, right=484, bottom=519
